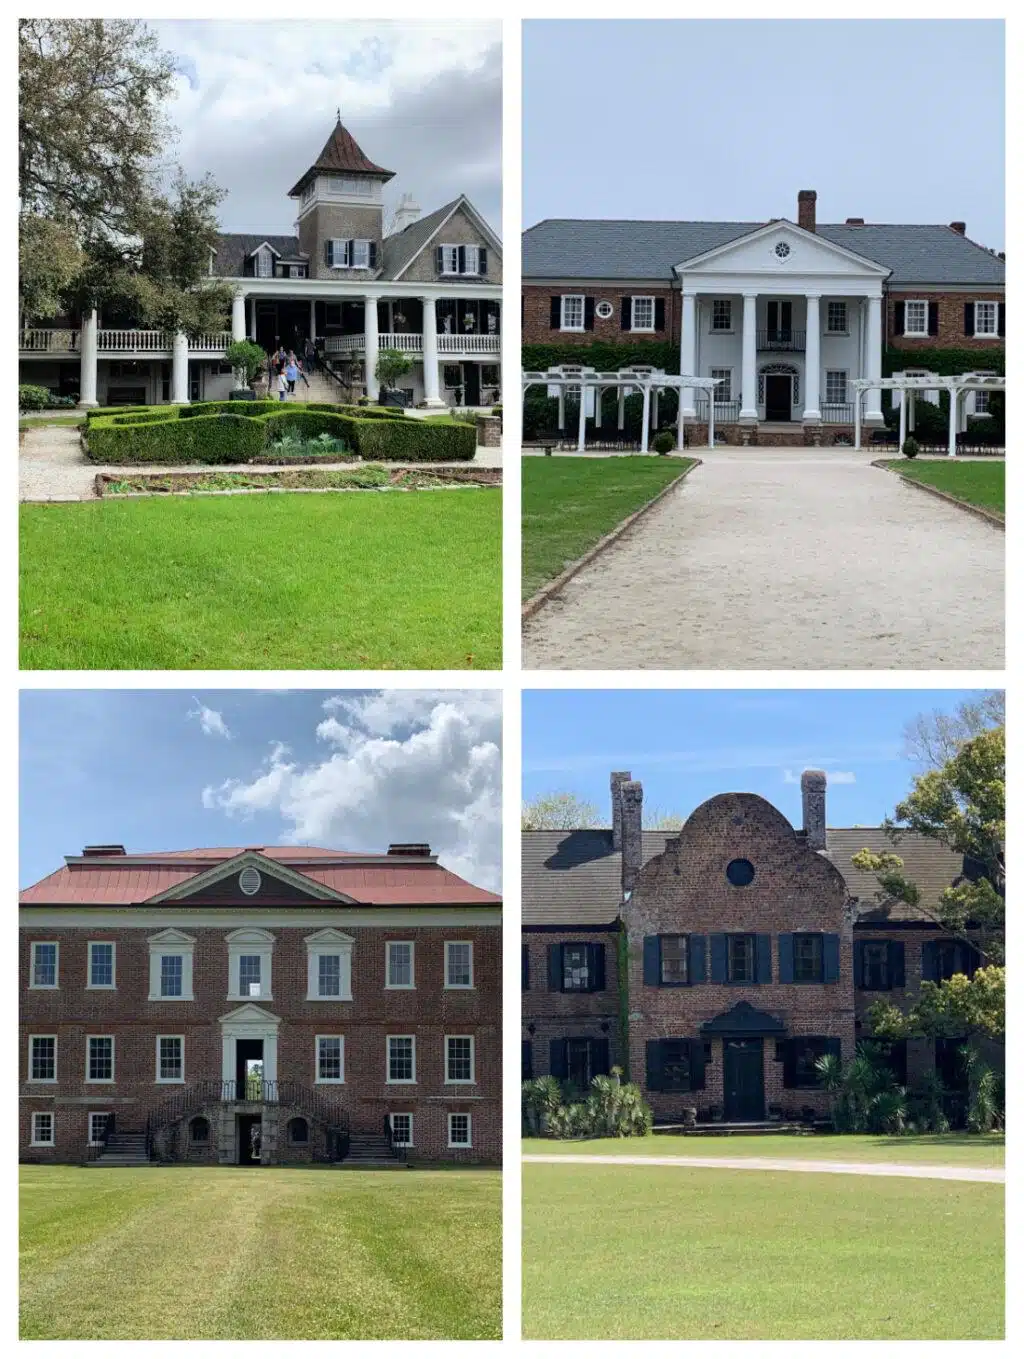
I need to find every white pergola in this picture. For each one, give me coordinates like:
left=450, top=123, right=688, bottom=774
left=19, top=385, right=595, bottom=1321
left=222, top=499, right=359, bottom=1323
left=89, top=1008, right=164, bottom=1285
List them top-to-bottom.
left=522, top=365, right=722, bottom=452
left=851, top=372, right=1005, bottom=456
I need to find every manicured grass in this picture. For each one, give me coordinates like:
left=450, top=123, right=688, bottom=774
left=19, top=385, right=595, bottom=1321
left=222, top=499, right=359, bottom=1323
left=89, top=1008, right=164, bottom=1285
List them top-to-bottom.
left=19, top=414, right=84, bottom=430
left=522, top=456, right=694, bottom=599
left=885, top=459, right=1005, bottom=515
left=20, top=489, right=501, bottom=669
left=523, top=1132, right=1005, bottom=1166
left=523, top=1160, right=1003, bottom=1340
left=21, top=1166, right=501, bottom=1340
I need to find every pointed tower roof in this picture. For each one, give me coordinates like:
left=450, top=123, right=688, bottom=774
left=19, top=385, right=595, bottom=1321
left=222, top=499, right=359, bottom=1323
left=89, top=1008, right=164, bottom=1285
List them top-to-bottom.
left=288, top=118, right=395, bottom=197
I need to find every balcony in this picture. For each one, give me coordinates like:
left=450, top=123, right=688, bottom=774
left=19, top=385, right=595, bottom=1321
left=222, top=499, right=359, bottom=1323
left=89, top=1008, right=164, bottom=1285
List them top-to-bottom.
left=20, top=328, right=232, bottom=356
left=757, top=329, right=806, bottom=352
left=323, top=331, right=500, bottom=357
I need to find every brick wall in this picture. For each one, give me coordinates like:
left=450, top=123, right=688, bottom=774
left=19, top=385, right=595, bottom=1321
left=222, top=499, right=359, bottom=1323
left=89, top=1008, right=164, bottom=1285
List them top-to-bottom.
left=523, top=285, right=678, bottom=347
left=886, top=291, right=1004, bottom=351
left=521, top=929, right=622, bottom=1077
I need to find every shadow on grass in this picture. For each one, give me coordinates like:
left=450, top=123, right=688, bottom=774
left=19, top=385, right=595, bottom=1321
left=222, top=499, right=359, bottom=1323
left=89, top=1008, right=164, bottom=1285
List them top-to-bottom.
left=862, top=1133, right=1004, bottom=1150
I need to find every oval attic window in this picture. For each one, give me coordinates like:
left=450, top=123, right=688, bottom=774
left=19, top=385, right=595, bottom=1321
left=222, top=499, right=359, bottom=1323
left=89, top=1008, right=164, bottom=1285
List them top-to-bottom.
left=774, top=241, right=791, bottom=259
left=726, top=858, right=755, bottom=887
left=239, top=867, right=262, bottom=896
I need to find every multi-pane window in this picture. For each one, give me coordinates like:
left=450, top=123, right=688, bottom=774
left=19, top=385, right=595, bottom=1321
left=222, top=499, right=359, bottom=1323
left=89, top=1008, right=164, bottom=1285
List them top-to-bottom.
left=351, top=239, right=371, bottom=269
left=439, top=244, right=460, bottom=274
left=462, top=245, right=481, bottom=274
left=256, top=248, right=273, bottom=278
left=560, top=295, right=585, bottom=331
left=631, top=296, right=655, bottom=331
left=711, top=299, right=732, bottom=330
left=826, top=301, right=848, bottom=333
left=904, top=301, right=928, bottom=335
left=974, top=301, right=997, bottom=335
left=710, top=369, right=732, bottom=403
left=825, top=371, right=848, bottom=404
left=974, top=390, right=991, bottom=414
left=793, top=933, right=824, bottom=983
left=727, top=934, right=756, bottom=983
left=660, top=935, right=689, bottom=985
left=445, top=941, right=473, bottom=988
left=861, top=941, right=889, bottom=990
left=936, top=941, right=979, bottom=981
left=31, top=942, right=58, bottom=988
left=89, top=942, right=115, bottom=988
left=386, top=942, right=414, bottom=988
left=562, top=943, right=590, bottom=991
left=160, top=954, right=183, bottom=998
left=318, top=954, right=342, bottom=997
left=239, top=955, right=262, bottom=996
left=387, top=1035, right=416, bottom=1083
left=30, top=1036, right=56, bottom=1082
left=157, top=1036, right=183, bottom=1083
left=316, top=1036, right=345, bottom=1083
left=445, top=1036, right=475, bottom=1084
left=87, top=1037, right=114, bottom=1082
left=790, top=1037, right=831, bottom=1088
left=661, top=1039, right=692, bottom=1092
left=31, top=1112, right=55, bottom=1145
left=88, top=1112, right=109, bottom=1145
left=389, top=1113, right=413, bottom=1146
left=448, top=1113, right=472, bottom=1148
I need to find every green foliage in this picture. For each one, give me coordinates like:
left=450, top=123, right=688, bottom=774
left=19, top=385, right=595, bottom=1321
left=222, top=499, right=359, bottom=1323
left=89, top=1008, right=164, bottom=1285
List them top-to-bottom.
left=19, top=214, right=84, bottom=319
left=225, top=340, right=267, bottom=386
left=524, top=340, right=678, bottom=372
left=375, top=346, right=414, bottom=390
left=883, top=347, right=1005, bottom=377
left=19, top=384, right=53, bottom=411
left=85, top=412, right=266, bottom=464
left=355, top=416, right=476, bottom=462
left=268, top=431, right=348, bottom=459
left=652, top=431, right=676, bottom=454
left=902, top=437, right=919, bottom=458
left=521, top=792, right=600, bottom=829
left=868, top=966, right=1005, bottom=1041
left=815, top=1045, right=909, bottom=1134
left=962, top=1050, right=1001, bottom=1133
left=523, top=1068, right=652, bottom=1139
left=522, top=1076, right=564, bottom=1136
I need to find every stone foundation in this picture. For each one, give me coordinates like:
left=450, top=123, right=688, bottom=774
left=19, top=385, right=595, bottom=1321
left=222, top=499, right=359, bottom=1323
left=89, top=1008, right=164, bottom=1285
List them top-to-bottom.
left=685, top=422, right=858, bottom=448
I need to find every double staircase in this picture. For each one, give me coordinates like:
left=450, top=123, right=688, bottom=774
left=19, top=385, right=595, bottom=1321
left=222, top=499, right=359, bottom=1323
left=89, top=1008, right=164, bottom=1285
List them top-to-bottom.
left=88, top=1131, right=151, bottom=1166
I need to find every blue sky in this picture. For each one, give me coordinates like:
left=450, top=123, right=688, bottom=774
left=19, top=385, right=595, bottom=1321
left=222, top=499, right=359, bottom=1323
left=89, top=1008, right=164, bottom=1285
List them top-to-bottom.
left=523, top=20, right=1005, bottom=249
left=522, top=689, right=995, bottom=828
left=20, top=690, right=501, bottom=891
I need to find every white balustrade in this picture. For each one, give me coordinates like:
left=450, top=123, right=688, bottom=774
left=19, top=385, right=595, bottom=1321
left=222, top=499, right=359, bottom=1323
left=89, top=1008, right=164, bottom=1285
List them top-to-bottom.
left=20, top=328, right=79, bottom=352
left=97, top=329, right=168, bottom=352
left=438, top=333, right=500, bottom=353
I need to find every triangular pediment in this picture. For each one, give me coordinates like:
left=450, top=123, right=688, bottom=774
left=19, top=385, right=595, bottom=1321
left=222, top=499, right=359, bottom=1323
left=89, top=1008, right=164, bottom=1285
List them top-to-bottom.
left=676, top=219, right=891, bottom=279
left=144, top=850, right=355, bottom=906
left=146, top=927, right=196, bottom=946
left=304, top=927, right=356, bottom=946
left=700, top=1000, right=786, bottom=1036
left=218, top=1003, right=282, bottom=1028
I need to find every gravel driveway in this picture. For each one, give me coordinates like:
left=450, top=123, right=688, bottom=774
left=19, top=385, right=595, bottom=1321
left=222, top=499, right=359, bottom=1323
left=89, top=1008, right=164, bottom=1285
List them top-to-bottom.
left=522, top=446, right=1004, bottom=669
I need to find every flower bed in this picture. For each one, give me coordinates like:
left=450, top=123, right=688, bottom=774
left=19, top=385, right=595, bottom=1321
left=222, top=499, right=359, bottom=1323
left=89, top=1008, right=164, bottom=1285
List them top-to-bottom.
left=96, top=464, right=502, bottom=496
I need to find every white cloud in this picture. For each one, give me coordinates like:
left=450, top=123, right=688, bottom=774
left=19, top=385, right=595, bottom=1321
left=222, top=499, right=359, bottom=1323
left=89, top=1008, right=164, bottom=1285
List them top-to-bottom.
left=201, top=691, right=501, bottom=891
left=187, top=698, right=232, bottom=740
left=782, top=768, right=856, bottom=785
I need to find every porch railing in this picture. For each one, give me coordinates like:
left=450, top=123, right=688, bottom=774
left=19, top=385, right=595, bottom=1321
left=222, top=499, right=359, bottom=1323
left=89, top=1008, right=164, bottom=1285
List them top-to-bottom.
left=20, top=328, right=79, bottom=352
left=21, top=328, right=231, bottom=354
left=757, top=329, right=806, bottom=351
left=323, top=332, right=500, bottom=356
left=438, top=333, right=500, bottom=353
left=694, top=400, right=742, bottom=423
left=820, top=402, right=854, bottom=424
left=144, top=1078, right=351, bottom=1159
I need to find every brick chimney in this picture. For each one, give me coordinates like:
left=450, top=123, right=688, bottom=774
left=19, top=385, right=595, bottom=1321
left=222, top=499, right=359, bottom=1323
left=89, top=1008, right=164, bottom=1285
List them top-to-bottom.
left=798, top=189, right=817, bottom=233
left=845, top=217, right=865, bottom=225
left=949, top=221, right=966, bottom=236
left=800, top=770, right=827, bottom=851
left=610, top=771, right=631, bottom=850
left=620, top=779, right=644, bottom=894
left=82, top=844, right=126, bottom=856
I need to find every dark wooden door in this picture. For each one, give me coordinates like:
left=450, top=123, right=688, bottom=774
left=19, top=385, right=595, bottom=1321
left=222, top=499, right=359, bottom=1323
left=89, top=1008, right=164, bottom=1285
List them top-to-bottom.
left=464, top=362, right=481, bottom=406
left=764, top=374, right=791, bottom=421
left=723, top=1039, right=765, bottom=1121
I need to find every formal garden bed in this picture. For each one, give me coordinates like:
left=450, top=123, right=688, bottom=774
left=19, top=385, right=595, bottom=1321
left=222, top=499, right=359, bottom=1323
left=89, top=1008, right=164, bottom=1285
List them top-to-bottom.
left=97, top=465, right=502, bottom=496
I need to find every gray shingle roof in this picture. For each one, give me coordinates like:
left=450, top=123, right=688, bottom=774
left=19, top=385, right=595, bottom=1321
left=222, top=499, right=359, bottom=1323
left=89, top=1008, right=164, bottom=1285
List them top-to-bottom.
left=380, top=198, right=460, bottom=280
left=523, top=219, right=1005, bottom=286
left=212, top=233, right=303, bottom=279
left=522, top=827, right=965, bottom=928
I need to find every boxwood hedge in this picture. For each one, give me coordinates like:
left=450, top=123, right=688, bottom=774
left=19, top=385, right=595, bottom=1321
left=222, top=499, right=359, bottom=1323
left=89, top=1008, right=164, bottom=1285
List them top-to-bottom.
left=85, top=412, right=266, bottom=464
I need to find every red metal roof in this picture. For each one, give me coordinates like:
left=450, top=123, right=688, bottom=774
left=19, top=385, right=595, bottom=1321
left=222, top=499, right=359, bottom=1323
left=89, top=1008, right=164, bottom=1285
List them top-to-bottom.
left=288, top=120, right=394, bottom=196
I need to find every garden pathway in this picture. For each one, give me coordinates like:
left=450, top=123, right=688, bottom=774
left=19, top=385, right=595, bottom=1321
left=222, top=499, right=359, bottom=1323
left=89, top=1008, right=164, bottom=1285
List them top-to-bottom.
left=19, top=426, right=501, bottom=502
left=522, top=445, right=1004, bottom=669
left=522, top=1154, right=1004, bottom=1183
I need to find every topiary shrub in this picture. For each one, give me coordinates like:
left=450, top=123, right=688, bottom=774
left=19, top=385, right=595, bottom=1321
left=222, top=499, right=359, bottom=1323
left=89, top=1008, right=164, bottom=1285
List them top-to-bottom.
left=19, top=384, right=53, bottom=411
left=85, top=412, right=266, bottom=464
left=355, top=416, right=476, bottom=462
left=652, top=430, right=676, bottom=454
left=902, top=437, right=920, bottom=459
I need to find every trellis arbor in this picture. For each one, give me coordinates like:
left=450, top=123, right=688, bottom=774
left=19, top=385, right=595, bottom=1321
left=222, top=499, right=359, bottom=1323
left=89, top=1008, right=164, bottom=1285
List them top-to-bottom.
left=522, top=365, right=722, bottom=452
left=852, top=373, right=1006, bottom=456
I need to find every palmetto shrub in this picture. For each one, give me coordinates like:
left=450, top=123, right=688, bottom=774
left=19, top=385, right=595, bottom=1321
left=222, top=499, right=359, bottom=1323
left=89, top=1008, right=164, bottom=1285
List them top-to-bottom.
left=522, top=1066, right=652, bottom=1139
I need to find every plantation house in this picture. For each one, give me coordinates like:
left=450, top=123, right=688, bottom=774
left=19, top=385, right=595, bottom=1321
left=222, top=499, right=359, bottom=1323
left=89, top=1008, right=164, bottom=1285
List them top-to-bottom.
left=21, top=118, right=502, bottom=411
left=522, top=190, right=1004, bottom=444
left=523, top=772, right=998, bottom=1124
left=21, top=844, right=501, bottom=1166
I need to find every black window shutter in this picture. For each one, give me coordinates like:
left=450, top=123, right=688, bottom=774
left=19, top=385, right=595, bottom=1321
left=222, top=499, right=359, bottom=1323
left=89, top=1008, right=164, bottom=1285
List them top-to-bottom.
left=325, top=240, right=334, bottom=267
left=368, top=241, right=377, bottom=269
left=435, top=245, right=444, bottom=274
left=455, top=245, right=465, bottom=275
left=478, top=247, right=487, bottom=275
left=550, top=296, right=561, bottom=330
left=584, top=297, right=595, bottom=331
left=621, top=298, right=632, bottom=331
left=655, top=298, right=666, bottom=331
left=767, top=299, right=778, bottom=331
left=894, top=301, right=905, bottom=336
left=928, top=301, right=939, bottom=336
left=998, top=302, right=1005, bottom=337
left=964, top=303, right=975, bottom=337
left=709, top=933, right=727, bottom=983
left=778, top=933, right=795, bottom=984
left=756, top=934, right=772, bottom=984
left=823, top=934, right=840, bottom=983
left=642, top=935, right=661, bottom=986
left=689, top=935, right=706, bottom=985
left=921, top=939, right=939, bottom=982
left=853, top=940, right=864, bottom=989
left=888, top=940, right=905, bottom=989
left=589, top=942, right=606, bottom=992
left=522, top=943, right=530, bottom=990
left=547, top=943, right=563, bottom=991
left=825, top=1036, right=842, bottom=1065
left=590, top=1038, right=610, bottom=1078
left=689, top=1038, right=706, bottom=1091
left=549, top=1039, right=568, bottom=1080
left=645, top=1039, right=664, bottom=1092
left=782, top=1039, right=796, bottom=1088
left=522, top=1040, right=533, bottom=1080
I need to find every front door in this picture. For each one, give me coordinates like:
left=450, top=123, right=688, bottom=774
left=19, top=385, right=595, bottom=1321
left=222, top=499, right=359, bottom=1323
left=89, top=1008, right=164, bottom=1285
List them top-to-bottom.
left=464, top=363, right=481, bottom=407
left=764, top=374, right=792, bottom=422
left=235, top=1038, right=264, bottom=1100
left=723, top=1038, right=765, bottom=1121
left=237, top=1114, right=263, bottom=1165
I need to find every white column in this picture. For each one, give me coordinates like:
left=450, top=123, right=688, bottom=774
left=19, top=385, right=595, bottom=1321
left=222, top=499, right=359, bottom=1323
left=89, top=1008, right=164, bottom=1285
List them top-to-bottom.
left=231, top=291, right=246, bottom=342
left=680, top=292, right=697, bottom=416
left=739, top=292, right=758, bottom=421
left=803, top=293, right=821, bottom=421
left=865, top=293, right=884, bottom=422
left=364, top=295, right=380, bottom=401
left=420, top=296, right=443, bottom=407
left=309, top=299, right=316, bottom=343
left=249, top=300, right=257, bottom=341
left=78, top=308, right=98, bottom=408
left=171, top=331, right=189, bottom=404
left=577, top=379, right=587, bottom=452
left=640, top=382, right=651, bottom=453
left=677, top=384, right=686, bottom=448
left=898, top=385, right=908, bottom=450
left=594, top=386, right=602, bottom=429
left=948, top=386, right=959, bottom=457
left=557, top=387, right=565, bottom=432
left=617, top=387, right=625, bottom=430
left=707, top=387, right=716, bottom=450
left=651, top=388, right=660, bottom=430
left=854, top=388, right=862, bottom=449
left=909, top=389, right=916, bottom=432
left=264, top=1033, right=278, bottom=1089
left=221, top=1035, right=234, bottom=1083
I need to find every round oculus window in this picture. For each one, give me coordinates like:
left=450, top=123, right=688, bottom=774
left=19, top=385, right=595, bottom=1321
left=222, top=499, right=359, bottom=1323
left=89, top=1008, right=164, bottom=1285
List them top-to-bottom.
left=774, top=241, right=791, bottom=259
left=595, top=300, right=614, bottom=320
left=726, top=858, right=755, bottom=887
left=239, top=867, right=262, bottom=896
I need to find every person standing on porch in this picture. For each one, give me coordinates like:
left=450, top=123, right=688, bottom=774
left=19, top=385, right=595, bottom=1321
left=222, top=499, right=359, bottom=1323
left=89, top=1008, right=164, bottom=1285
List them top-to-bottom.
left=276, top=368, right=288, bottom=401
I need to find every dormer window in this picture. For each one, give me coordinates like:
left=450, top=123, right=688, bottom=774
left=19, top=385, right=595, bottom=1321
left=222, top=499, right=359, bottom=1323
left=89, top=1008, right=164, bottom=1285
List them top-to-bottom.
left=255, top=247, right=273, bottom=279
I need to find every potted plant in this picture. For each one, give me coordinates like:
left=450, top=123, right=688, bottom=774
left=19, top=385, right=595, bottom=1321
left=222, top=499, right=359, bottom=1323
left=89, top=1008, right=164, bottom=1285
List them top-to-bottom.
left=224, top=340, right=267, bottom=400
left=374, top=347, right=413, bottom=406
left=682, top=1106, right=697, bottom=1129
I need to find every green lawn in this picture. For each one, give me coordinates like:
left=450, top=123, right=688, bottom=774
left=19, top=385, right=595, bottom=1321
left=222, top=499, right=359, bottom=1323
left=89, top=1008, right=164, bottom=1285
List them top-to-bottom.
left=19, top=414, right=85, bottom=430
left=522, top=456, right=694, bottom=599
left=885, top=459, right=1005, bottom=515
left=20, top=489, right=501, bottom=669
left=523, top=1132, right=1005, bottom=1166
left=523, top=1160, right=1003, bottom=1340
left=21, top=1166, right=501, bottom=1340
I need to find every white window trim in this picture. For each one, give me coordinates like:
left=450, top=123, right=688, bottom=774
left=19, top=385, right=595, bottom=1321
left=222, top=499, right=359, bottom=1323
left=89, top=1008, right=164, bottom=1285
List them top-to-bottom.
left=438, top=244, right=461, bottom=276
left=462, top=244, right=481, bottom=275
left=256, top=246, right=273, bottom=279
left=560, top=295, right=585, bottom=333
left=630, top=295, right=656, bottom=333
left=710, top=299, right=734, bottom=333
left=904, top=299, right=929, bottom=337
left=825, top=301, right=849, bottom=335
left=973, top=301, right=998, bottom=336
left=710, top=368, right=733, bottom=404
left=825, top=369, right=849, bottom=404
left=226, top=928, right=275, bottom=1002
left=147, top=929, right=196, bottom=1002
left=305, top=929, right=354, bottom=1002
left=87, top=940, right=117, bottom=990
left=385, top=940, right=416, bottom=990
left=445, top=940, right=475, bottom=989
left=29, top=941, right=59, bottom=990
left=27, top=1034, right=58, bottom=1084
left=155, top=1034, right=185, bottom=1084
left=315, top=1034, right=346, bottom=1084
left=386, top=1034, right=417, bottom=1085
left=444, top=1034, right=476, bottom=1085
left=85, top=1035, right=115, bottom=1084
left=87, top=1111, right=111, bottom=1146
left=31, top=1112, right=55, bottom=1147
left=389, top=1112, right=414, bottom=1147
left=447, top=1112, right=473, bottom=1149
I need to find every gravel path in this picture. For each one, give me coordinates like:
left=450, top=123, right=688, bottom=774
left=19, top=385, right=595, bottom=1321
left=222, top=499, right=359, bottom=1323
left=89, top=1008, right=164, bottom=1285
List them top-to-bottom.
left=19, top=426, right=500, bottom=501
left=522, top=446, right=1004, bottom=669
left=522, top=1153, right=1004, bottom=1183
